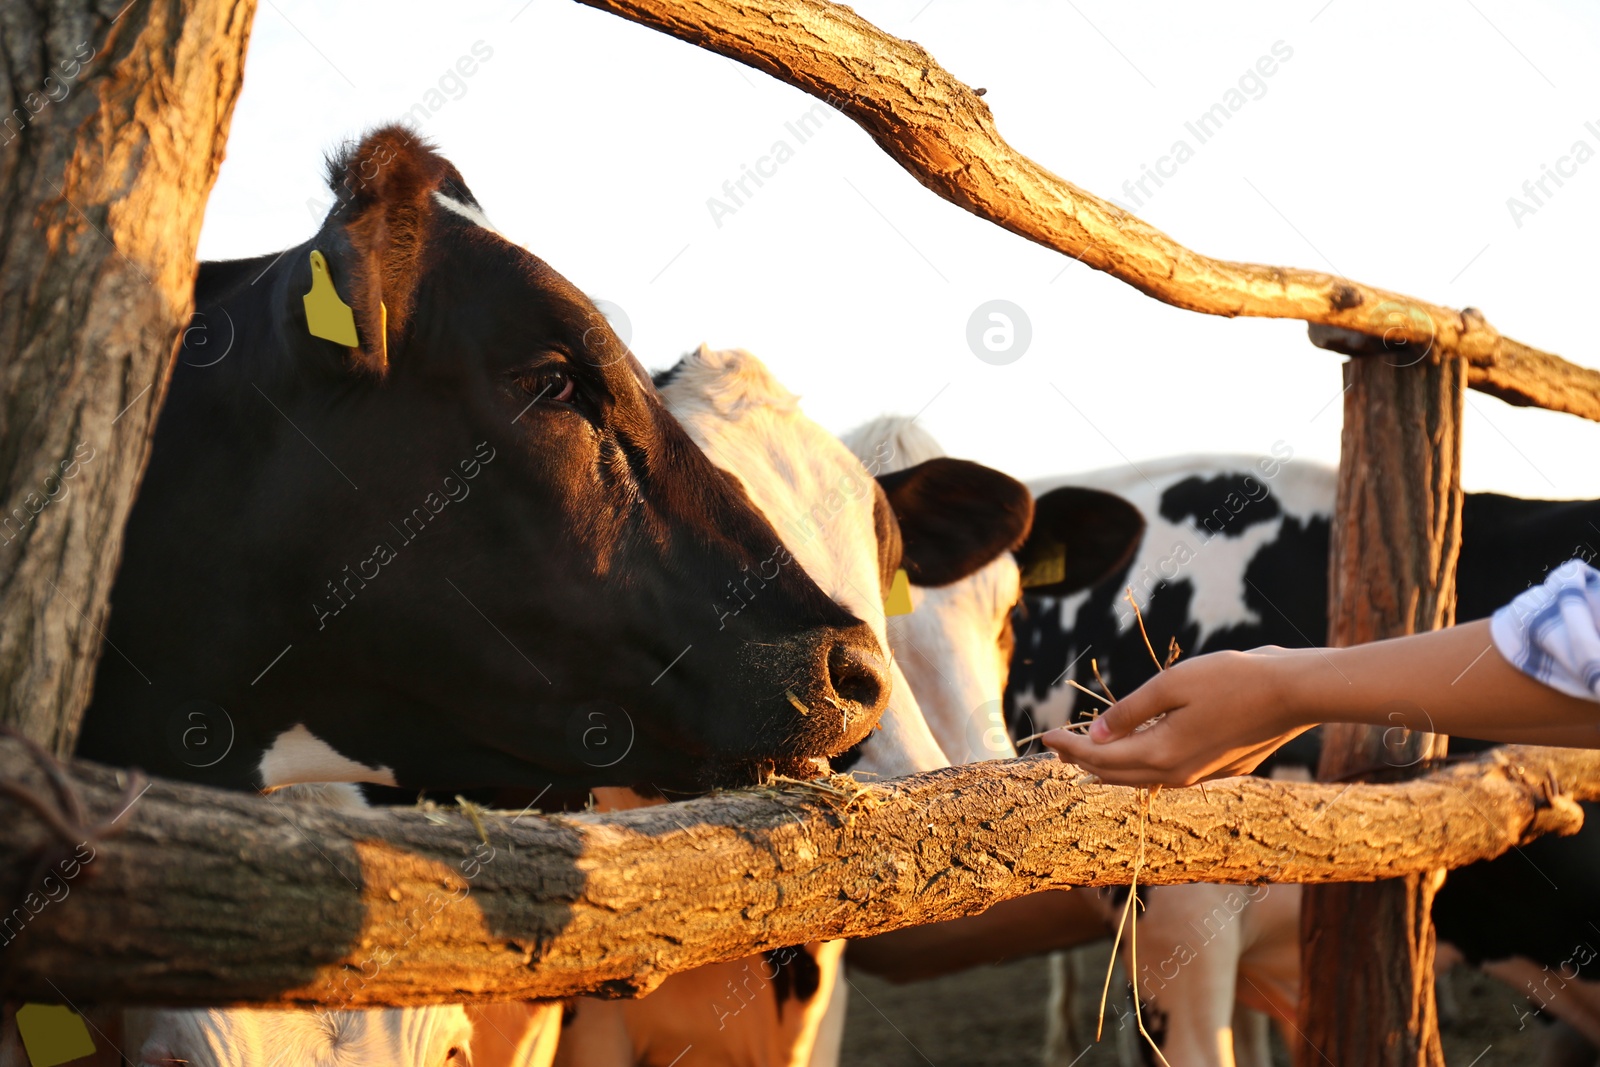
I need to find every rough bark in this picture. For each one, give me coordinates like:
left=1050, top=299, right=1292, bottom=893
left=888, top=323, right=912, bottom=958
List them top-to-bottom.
left=0, top=0, right=257, bottom=755
left=573, top=0, right=1600, bottom=422
left=1298, top=353, right=1466, bottom=1067
left=0, top=738, right=1591, bottom=1008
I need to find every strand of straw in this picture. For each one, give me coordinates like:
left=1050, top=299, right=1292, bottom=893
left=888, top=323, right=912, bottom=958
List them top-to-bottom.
left=1124, top=587, right=1164, bottom=674
left=1093, top=591, right=1176, bottom=1064
left=1090, top=657, right=1117, bottom=702
left=1067, top=677, right=1114, bottom=707
left=1014, top=679, right=1113, bottom=746
left=1014, top=720, right=1095, bottom=745
left=1127, top=788, right=1173, bottom=1067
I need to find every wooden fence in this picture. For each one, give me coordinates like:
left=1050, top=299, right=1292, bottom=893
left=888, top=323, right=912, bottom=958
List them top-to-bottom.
left=3, top=3, right=1598, bottom=1065
left=557, top=4, right=1599, bottom=1062
left=2, top=736, right=1598, bottom=1008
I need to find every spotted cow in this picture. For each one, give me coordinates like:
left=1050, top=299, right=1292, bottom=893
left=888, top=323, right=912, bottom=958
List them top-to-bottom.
left=553, top=349, right=1041, bottom=1067
left=1006, top=453, right=1600, bottom=1067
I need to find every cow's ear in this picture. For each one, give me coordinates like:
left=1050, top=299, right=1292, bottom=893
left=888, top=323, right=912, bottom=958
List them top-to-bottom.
left=312, top=126, right=448, bottom=375
left=875, top=458, right=1033, bottom=587
left=1015, top=486, right=1144, bottom=597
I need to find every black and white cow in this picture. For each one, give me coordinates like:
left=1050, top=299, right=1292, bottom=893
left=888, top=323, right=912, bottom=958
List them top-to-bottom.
left=77, top=127, right=891, bottom=797
left=554, top=351, right=1050, bottom=1067
left=548, top=372, right=1147, bottom=1067
left=844, top=415, right=1143, bottom=768
left=1007, top=451, right=1328, bottom=751
left=1008, top=452, right=1600, bottom=743
left=1007, top=453, right=1600, bottom=1066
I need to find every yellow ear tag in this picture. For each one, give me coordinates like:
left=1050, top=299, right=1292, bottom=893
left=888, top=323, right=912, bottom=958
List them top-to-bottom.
left=303, top=250, right=359, bottom=347
left=884, top=567, right=914, bottom=616
left=16, top=1003, right=96, bottom=1067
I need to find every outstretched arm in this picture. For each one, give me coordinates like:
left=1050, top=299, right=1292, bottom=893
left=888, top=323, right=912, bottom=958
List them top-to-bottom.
left=1042, top=618, right=1600, bottom=786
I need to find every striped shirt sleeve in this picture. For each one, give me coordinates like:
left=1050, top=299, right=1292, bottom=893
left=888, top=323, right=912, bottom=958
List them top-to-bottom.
left=1489, top=559, right=1600, bottom=702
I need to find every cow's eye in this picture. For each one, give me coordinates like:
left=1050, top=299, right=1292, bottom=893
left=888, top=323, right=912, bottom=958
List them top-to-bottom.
left=517, top=370, right=576, bottom=404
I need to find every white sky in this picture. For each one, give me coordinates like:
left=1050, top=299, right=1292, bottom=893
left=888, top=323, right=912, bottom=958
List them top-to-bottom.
left=198, top=0, right=1600, bottom=499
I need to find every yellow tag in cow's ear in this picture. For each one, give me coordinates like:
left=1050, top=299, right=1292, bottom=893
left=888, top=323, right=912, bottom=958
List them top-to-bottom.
left=303, top=250, right=359, bottom=348
left=884, top=568, right=914, bottom=616
left=15, top=1003, right=96, bottom=1067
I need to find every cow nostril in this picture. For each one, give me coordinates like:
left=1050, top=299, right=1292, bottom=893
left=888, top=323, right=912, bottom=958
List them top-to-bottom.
left=827, top=639, right=887, bottom=713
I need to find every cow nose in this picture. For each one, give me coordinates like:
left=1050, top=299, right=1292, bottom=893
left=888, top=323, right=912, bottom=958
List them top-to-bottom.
left=825, top=625, right=889, bottom=719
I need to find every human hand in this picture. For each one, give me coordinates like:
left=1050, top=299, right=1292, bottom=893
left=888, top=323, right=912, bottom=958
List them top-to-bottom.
left=1041, top=647, right=1321, bottom=786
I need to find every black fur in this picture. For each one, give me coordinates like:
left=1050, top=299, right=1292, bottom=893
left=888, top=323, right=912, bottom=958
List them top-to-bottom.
left=78, top=127, right=891, bottom=795
left=877, top=458, right=1032, bottom=588
left=1004, top=466, right=1600, bottom=996
left=1158, top=473, right=1282, bottom=537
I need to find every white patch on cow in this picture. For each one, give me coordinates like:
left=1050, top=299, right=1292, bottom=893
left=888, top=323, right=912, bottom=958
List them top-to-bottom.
left=432, top=190, right=499, bottom=233
left=660, top=346, right=889, bottom=653
left=661, top=351, right=949, bottom=777
left=583, top=352, right=951, bottom=1067
left=659, top=354, right=968, bottom=783
left=840, top=413, right=946, bottom=470
left=841, top=414, right=1022, bottom=766
left=887, top=555, right=1021, bottom=764
left=851, top=659, right=951, bottom=779
left=257, top=724, right=398, bottom=789
left=270, top=780, right=374, bottom=812
left=126, top=1003, right=473, bottom=1067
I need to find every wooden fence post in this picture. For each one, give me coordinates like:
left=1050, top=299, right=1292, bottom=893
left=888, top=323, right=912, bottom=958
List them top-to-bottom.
left=1297, top=335, right=1465, bottom=1067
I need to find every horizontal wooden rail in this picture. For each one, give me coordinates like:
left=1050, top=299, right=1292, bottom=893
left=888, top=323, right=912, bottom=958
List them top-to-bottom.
left=574, top=0, right=1600, bottom=422
left=0, top=738, right=1594, bottom=1007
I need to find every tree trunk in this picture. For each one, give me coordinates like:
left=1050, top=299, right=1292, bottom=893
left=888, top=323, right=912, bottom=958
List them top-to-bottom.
left=0, top=0, right=257, bottom=755
left=1297, top=347, right=1466, bottom=1067
left=0, top=738, right=1588, bottom=1008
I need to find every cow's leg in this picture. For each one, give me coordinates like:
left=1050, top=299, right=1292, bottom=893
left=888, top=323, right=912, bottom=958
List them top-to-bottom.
left=1122, top=883, right=1252, bottom=1067
left=1233, top=883, right=1300, bottom=1027
left=1043, top=891, right=1123, bottom=1067
left=1044, top=943, right=1120, bottom=1066
left=1041, top=949, right=1077, bottom=1066
left=807, top=960, right=849, bottom=1067
left=469, top=1002, right=563, bottom=1067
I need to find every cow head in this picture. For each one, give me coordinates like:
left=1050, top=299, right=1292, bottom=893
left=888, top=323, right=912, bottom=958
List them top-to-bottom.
left=81, top=128, right=889, bottom=793
left=657, top=347, right=950, bottom=782
left=842, top=417, right=1145, bottom=765
left=871, top=457, right=1034, bottom=764
left=886, top=470, right=1144, bottom=765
